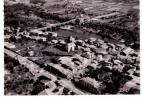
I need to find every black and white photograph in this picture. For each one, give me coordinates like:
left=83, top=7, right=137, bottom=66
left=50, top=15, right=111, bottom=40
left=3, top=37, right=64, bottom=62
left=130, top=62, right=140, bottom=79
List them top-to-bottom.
left=4, top=0, right=140, bottom=95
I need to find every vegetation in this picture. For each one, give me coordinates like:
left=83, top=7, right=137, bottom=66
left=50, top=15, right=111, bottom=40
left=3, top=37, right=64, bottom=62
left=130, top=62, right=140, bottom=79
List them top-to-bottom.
left=4, top=54, right=46, bottom=95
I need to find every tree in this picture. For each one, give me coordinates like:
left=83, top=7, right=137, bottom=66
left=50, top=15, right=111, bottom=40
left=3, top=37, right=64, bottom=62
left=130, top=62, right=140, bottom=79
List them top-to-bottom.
left=30, top=0, right=46, bottom=5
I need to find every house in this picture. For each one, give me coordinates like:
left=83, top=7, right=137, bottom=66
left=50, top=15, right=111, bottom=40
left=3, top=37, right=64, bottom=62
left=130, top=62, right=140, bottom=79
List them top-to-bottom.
left=30, top=30, right=43, bottom=36
left=48, top=32, right=58, bottom=38
left=87, top=37, right=96, bottom=45
left=76, top=40, right=85, bottom=46
left=4, top=42, right=16, bottom=49
left=122, top=47, right=134, bottom=56
left=96, top=48, right=108, bottom=55
left=28, top=51, right=34, bottom=56
left=81, top=52, right=92, bottom=59
left=96, top=54, right=103, bottom=62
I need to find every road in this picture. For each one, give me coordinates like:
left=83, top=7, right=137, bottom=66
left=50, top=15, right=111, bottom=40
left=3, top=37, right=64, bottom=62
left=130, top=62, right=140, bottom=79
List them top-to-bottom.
left=4, top=46, right=86, bottom=95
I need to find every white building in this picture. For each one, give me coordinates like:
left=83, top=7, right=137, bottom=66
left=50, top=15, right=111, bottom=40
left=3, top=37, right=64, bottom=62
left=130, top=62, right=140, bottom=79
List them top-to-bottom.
left=65, top=43, right=76, bottom=52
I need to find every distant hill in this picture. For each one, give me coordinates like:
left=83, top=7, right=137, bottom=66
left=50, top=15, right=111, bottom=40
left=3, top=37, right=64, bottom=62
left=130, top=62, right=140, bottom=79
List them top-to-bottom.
left=101, top=0, right=139, bottom=4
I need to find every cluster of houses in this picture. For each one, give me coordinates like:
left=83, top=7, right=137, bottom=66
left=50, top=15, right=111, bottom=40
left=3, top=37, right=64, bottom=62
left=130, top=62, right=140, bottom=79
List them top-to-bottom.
left=4, top=26, right=140, bottom=94
left=46, top=35, right=139, bottom=94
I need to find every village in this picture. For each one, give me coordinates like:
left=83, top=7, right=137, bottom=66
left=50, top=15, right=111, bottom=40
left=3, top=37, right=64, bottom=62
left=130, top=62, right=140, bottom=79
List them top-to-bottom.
left=4, top=0, right=140, bottom=95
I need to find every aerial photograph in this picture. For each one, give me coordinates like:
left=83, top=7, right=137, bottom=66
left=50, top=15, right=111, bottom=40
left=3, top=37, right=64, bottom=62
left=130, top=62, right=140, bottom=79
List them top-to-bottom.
left=4, top=0, right=140, bottom=95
